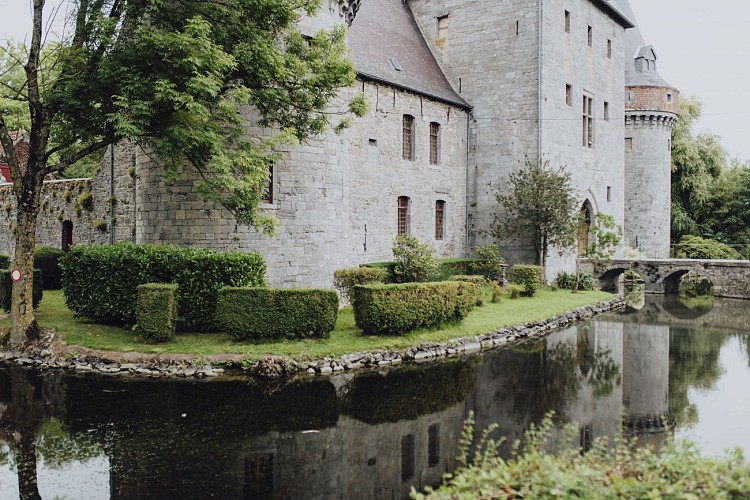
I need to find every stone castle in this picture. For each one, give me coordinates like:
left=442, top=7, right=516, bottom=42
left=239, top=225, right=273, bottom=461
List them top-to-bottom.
left=0, top=0, right=678, bottom=289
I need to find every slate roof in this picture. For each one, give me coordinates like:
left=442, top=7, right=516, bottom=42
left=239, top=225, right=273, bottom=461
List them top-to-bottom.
left=347, top=0, right=469, bottom=109
left=592, top=0, right=636, bottom=28
left=618, top=0, right=675, bottom=88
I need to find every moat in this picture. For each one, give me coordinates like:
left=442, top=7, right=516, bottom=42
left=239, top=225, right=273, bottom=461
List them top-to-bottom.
left=1, top=294, right=749, bottom=499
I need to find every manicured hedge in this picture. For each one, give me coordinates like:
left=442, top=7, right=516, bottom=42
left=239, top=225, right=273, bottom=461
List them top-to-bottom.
left=61, top=244, right=266, bottom=330
left=34, top=245, right=65, bottom=289
left=361, top=258, right=479, bottom=282
left=509, top=264, right=545, bottom=296
left=333, top=267, right=387, bottom=304
left=0, top=269, right=43, bottom=312
left=448, top=274, right=488, bottom=286
left=352, top=281, right=477, bottom=335
left=135, top=283, right=179, bottom=343
left=217, top=287, right=338, bottom=340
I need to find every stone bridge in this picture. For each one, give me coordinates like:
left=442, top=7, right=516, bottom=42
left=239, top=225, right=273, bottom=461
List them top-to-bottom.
left=592, top=258, right=750, bottom=299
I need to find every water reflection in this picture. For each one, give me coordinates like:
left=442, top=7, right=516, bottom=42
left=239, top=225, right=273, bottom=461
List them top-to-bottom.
left=0, top=295, right=749, bottom=499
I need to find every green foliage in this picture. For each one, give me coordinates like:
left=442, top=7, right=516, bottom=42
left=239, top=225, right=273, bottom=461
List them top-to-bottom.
left=492, top=157, right=579, bottom=266
left=699, top=160, right=750, bottom=247
left=75, top=191, right=94, bottom=212
left=392, top=235, right=438, bottom=283
left=675, top=235, right=743, bottom=260
left=60, top=244, right=266, bottom=329
left=468, top=244, right=504, bottom=280
left=34, top=245, right=65, bottom=289
left=0, top=254, right=10, bottom=269
left=362, top=258, right=479, bottom=283
left=509, top=264, right=544, bottom=297
left=333, top=267, right=387, bottom=303
left=0, top=269, right=43, bottom=311
left=556, top=271, right=595, bottom=291
left=679, top=271, right=714, bottom=298
left=448, top=275, right=488, bottom=286
left=353, top=282, right=477, bottom=335
left=491, top=282, right=504, bottom=303
left=135, top=283, right=179, bottom=343
left=506, top=283, right=524, bottom=299
left=217, top=287, right=338, bottom=340
left=416, top=413, right=750, bottom=499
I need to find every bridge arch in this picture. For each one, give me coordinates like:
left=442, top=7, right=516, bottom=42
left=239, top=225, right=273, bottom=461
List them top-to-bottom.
left=598, top=267, right=627, bottom=293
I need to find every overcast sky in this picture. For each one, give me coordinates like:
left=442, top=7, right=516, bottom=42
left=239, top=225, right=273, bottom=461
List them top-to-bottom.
left=2, top=0, right=750, bottom=161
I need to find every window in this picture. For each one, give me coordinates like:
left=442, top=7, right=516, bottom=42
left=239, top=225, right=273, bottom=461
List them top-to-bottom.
left=564, top=10, right=570, bottom=33
left=437, top=15, right=448, bottom=40
left=587, top=26, right=592, bottom=47
left=607, top=39, right=612, bottom=58
left=566, top=84, right=573, bottom=106
left=625, top=90, right=635, bottom=102
left=666, top=92, right=673, bottom=103
left=582, top=95, right=593, bottom=148
left=603, top=101, right=609, bottom=121
left=402, top=115, right=415, bottom=160
left=429, top=122, right=441, bottom=165
left=625, top=137, right=633, bottom=150
left=261, top=163, right=274, bottom=204
left=606, top=186, right=611, bottom=202
left=397, top=196, right=410, bottom=235
left=435, top=200, right=445, bottom=240
left=61, top=220, right=74, bottom=252
left=428, top=424, right=440, bottom=467
left=401, top=434, right=415, bottom=481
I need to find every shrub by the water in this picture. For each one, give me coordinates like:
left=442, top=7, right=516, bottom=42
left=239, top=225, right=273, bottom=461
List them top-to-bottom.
left=392, top=235, right=438, bottom=283
left=675, top=235, right=743, bottom=260
left=61, top=244, right=266, bottom=329
left=34, top=245, right=65, bottom=289
left=509, top=264, right=544, bottom=296
left=333, top=267, right=387, bottom=304
left=0, top=269, right=43, bottom=311
left=555, top=271, right=596, bottom=291
left=353, top=281, right=477, bottom=335
left=135, top=283, right=179, bottom=343
left=217, top=287, right=338, bottom=340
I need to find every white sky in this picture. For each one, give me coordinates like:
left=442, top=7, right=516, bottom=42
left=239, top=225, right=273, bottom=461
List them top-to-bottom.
left=2, top=0, right=750, bottom=161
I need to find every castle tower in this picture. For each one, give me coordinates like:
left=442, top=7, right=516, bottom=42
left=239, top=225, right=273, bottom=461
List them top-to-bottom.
left=621, top=4, right=678, bottom=258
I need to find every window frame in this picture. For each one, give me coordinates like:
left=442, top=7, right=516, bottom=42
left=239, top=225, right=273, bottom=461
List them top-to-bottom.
left=582, top=94, right=594, bottom=148
left=402, top=115, right=415, bottom=161
left=429, top=122, right=441, bottom=165
left=260, top=162, right=276, bottom=206
left=397, top=196, right=411, bottom=236
left=435, top=200, right=446, bottom=240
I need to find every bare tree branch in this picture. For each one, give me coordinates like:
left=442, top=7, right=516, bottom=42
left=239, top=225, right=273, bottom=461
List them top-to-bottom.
left=46, top=138, right=111, bottom=174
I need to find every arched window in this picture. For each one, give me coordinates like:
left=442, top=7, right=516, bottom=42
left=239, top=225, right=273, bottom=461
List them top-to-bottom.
left=402, top=115, right=415, bottom=161
left=429, top=122, right=441, bottom=165
left=397, top=196, right=410, bottom=235
left=435, top=200, right=445, bottom=240
left=578, top=201, right=593, bottom=254
left=62, top=220, right=74, bottom=252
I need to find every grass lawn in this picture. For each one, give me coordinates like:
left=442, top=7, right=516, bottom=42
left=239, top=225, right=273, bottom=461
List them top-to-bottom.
left=4, top=288, right=612, bottom=361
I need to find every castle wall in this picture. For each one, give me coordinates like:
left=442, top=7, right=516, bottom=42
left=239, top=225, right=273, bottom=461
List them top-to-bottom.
left=409, top=0, right=541, bottom=262
left=539, top=0, right=627, bottom=278
left=134, top=81, right=468, bottom=289
left=0, top=142, right=137, bottom=256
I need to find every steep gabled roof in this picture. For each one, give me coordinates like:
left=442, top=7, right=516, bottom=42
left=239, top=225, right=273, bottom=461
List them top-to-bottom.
left=348, top=0, right=469, bottom=109
left=592, top=0, right=636, bottom=28
left=620, top=1, right=675, bottom=89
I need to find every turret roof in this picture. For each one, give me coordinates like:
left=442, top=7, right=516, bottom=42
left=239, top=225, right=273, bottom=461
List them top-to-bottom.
left=618, top=0, right=676, bottom=89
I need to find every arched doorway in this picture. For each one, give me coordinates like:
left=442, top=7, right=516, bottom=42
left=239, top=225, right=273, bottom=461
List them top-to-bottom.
left=578, top=200, right=593, bottom=254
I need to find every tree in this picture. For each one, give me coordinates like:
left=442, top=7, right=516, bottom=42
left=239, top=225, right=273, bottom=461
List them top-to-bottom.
left=0, top=0, right=364, bottom=348
left=671, top=96, right=727, bottom=241
left=491, top=157, right=578, bottom=267
left=574, top=212, right=621, bottom=293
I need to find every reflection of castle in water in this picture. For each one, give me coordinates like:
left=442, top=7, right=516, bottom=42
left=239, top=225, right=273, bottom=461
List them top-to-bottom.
left=469, top=320, right=672, bottom=455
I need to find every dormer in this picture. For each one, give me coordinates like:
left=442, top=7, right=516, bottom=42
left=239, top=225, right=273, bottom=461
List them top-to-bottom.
left=634, top=45, right=658, bottom=73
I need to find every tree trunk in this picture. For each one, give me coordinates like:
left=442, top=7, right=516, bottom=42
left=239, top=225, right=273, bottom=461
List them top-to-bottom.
left=8, top=179, right=42, bottom=349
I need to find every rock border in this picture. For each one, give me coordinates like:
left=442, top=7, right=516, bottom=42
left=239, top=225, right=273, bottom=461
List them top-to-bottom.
left=0, top=296, right=624, bottom=379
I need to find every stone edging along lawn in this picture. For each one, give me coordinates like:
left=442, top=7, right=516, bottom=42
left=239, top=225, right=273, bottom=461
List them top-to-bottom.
left=0, top=295, right=625, bottom=379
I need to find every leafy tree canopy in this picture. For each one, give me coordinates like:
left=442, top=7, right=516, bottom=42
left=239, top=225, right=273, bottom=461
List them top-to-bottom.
left=491, top=157, right=579, bottom=267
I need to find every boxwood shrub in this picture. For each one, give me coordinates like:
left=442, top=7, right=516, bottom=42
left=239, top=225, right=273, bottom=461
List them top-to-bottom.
left=61, top=244, right=266, bottom=330
left=34, top=245, right=65, bottom=289
left=361, top=258, right=479, bottom=283
left=509, top=264, right=545, bottom=297
left=333, top=267, right=387, bottom=304
left=0, top=269, right=43, bottom=312
left=448, top=274, right=488, bottom=286
left=353, top=281, right=477, bottom=335
left=135, top=283, right=179, bottom=343
left=217, top=287, right=338, bottom=340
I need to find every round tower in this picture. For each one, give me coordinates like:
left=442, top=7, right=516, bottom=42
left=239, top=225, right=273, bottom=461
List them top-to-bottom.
left=621, top=7, right=678, bottom=258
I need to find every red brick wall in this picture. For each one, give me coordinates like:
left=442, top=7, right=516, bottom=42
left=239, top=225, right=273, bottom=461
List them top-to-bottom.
left=625, top=86, right=679, bottom=114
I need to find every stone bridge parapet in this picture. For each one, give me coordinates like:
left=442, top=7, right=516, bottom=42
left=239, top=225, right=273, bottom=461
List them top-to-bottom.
left=592, top=258, right=750, bottom=299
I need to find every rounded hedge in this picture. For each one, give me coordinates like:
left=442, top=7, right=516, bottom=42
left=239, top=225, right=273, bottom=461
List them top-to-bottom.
left=61, top=244, right=266, bottom=330
left=34, top=245, right=65, bottom=289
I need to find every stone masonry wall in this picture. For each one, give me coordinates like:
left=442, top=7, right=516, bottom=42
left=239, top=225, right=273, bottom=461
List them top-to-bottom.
left=409, top=0, right=541, bottom=262
left=540, top=0, right=627, bottom=278
left=135, top=80, right=468, bottom=289
left=0, top=142, right=136, bottom=257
